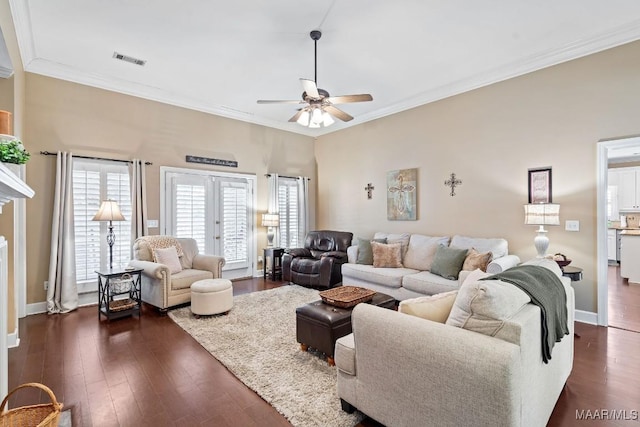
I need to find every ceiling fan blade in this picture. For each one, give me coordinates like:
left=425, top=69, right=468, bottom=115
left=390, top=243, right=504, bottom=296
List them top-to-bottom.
left=300, top=78, right=320, bottom=99
left=327, top=94, right=373, bottom=104
left=257, top=100, right=304, bottom=104
left=324, top=105, right=353, bottom=122
left=288, top=110, right=306, bottom=123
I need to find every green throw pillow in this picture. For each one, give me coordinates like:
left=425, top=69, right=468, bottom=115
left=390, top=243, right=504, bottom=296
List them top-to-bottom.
left=356, top=237, right=387, bottom=265
left=430, top=245, right=469, bottom=280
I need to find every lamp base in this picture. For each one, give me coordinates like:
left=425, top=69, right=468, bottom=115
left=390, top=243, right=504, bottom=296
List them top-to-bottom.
left=534, top=226, right=549, bottom=258
left=266, top=227, right=274, bottom=248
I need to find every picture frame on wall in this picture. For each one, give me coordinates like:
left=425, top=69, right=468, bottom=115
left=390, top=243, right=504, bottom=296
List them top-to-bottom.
left=528, top=167, right=552, bottom=204
left=387, top=168, right=417, bottom=220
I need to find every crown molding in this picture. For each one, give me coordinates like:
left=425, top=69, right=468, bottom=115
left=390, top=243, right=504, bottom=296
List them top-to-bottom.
left=11, top=3, right=640, bottom=138
left=0, top=65, right=13, bottom=79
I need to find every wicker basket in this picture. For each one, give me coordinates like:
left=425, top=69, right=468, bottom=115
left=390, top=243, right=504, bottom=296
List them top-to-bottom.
left=109, top=273, right=133, bottom=294
left=319, top=286, right=376, bottom=308
left=109, top=298, right=136, bottom=312
left=0, top=383, right=63, bottom=427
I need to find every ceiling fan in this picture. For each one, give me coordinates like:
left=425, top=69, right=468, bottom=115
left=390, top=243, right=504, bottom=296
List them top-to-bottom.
left=257, top=30, right=373, bottom=128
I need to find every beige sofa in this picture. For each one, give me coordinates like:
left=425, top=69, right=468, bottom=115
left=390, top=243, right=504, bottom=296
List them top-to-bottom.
left=342, top=233, right=521, bottom=300
left=128, top=237, right=225, bottom=311
left=335, top=260, right=574, bottom=427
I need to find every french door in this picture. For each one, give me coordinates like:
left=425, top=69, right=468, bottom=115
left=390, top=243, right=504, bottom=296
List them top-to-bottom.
left=162, top=168, right=255, bottom=279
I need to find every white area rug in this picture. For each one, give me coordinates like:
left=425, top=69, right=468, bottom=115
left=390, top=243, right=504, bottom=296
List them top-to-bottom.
left=168, top=285, right=364, bottom=427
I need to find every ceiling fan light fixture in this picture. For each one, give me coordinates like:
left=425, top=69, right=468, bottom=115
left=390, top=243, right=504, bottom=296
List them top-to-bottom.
left=311, top=107, right=323, bottom=125
left=296, top=110, right=310, bottom=126
left=322, top=111, right=335, bottom=127
left=308, top=121, right=321, bottom=129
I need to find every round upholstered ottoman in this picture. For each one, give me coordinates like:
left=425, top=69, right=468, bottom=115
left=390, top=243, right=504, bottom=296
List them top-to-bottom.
left=191, top=278, right=233, bottom=317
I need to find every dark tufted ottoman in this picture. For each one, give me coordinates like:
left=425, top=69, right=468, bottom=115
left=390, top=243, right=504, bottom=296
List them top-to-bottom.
left=295, top=292, right=395, bottom=365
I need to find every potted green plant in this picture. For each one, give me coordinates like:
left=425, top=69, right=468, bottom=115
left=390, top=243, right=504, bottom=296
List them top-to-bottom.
left=0, top=136, right=30, bottom=165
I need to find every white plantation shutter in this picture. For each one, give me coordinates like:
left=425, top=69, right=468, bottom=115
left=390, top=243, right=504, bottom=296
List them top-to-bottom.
left=73, top=160, right=131, bottom=281
left=278, top=178, right=299, bottom=248
left=221, top=180, right=248, bottom=266
left=174, top=183, right=207, bottom=253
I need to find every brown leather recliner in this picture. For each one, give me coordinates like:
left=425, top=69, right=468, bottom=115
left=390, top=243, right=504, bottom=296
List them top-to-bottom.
left=282, top=230, right=353, bottom=289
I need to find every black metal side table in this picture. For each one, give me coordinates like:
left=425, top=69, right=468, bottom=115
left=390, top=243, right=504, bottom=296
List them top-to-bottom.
left=264, top=247, right=284, bottom=281
left=561, top=266, right=583, bottom=338
left=96, top=267, right=143, bottom=321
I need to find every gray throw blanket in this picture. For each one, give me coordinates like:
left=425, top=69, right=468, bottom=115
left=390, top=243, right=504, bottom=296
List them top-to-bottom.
left=481, top=265, right=569, bottom=364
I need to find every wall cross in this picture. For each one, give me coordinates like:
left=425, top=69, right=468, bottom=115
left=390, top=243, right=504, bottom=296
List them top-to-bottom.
left=445, top=173, right=462, bottom=196
left=364, top=183, right=375, bottom=199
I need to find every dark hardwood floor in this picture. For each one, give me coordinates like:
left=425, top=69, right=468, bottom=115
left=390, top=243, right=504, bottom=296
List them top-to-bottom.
left=608, top=264, right=640, bottom=332
left=7, top=277, right=640, bottom=426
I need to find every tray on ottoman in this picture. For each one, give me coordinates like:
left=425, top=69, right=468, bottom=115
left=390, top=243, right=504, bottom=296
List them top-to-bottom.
left=319, top=286, right=376, bottom=308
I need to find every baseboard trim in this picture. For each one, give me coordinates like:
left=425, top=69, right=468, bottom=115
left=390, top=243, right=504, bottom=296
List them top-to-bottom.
left=27, top=292, right=98, bottom=315
left=575, top=309, right=598, bottom=325
left=7, top=329, right=19, bottom=349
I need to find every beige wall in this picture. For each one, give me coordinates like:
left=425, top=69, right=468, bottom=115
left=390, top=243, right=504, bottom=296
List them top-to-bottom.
left=316, top=40, right=640, bottom=313
left=23, top=74, right=316, bottom=304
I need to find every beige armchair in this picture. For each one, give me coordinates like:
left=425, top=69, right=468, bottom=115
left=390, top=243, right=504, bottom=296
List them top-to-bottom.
left=128, top=236, right=225, bottom=312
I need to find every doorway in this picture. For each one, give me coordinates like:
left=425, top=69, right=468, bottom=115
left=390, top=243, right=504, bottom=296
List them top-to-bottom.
left=597, top=136, right=640, bottom=331
left=161, top=167, right=256, bottom=280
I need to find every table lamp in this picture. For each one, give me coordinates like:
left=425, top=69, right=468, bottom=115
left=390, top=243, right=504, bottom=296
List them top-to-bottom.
left=93, top=200, right=125, bottom=269
left=524, top=203, right=560, bottom=258
left=262, top=213, right=280, bottom=247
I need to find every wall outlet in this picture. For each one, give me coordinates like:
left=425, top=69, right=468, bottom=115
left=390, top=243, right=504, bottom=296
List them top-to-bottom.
left=565, top=220, right=580, bottom=232
left=258, top=255, right=263, bottom=263
left=44, top=280, right=48, bottom=290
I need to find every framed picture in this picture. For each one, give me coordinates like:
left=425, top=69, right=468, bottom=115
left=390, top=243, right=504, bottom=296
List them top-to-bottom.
left=528, top=167, right=552, bottom=204
left=387, top=168, right=417, bottom=220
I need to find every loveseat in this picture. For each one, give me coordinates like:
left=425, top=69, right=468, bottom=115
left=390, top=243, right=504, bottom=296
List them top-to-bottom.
left=342, top=233, right=520, bottom=300
left=128, top=236, right=225, bottom=311
left=335, top=260, right=574, bottom=427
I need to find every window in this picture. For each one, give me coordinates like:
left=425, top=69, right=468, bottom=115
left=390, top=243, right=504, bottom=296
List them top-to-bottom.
left=73, top=159, right=131, bottom=282
left=163, top=168, right=255, bottom=280
left=278, top=177, right=299, bottom=248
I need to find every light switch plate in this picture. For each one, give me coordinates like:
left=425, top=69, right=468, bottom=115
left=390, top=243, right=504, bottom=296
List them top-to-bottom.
left=147, top=219, right=159, bottom=228
left=565, top=220, right=579, bottom=231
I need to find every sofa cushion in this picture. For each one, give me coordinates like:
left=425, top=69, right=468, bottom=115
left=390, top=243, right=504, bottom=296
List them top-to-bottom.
left=374, top=232, right=410, bottom=261
left=403, top=234, right=451, bottom=271
left=450, top=235, right=508, bottom=259
left=356, top=237, right=387, bottom=265
left=371, top=242, right=403, bottom=268
left=430, top=245, right=469, bottom=280
left=153, top=246, right=183, bottom=274
left=462, top=248, right=493, bottom=272
left=521, top=257, right=563, bottom=278
left=342, top=263, right=418, bottom=289
left=170, top=269, right=213, bottom=290
left=446, top=269, right=531, bottom=337
left=401, top=271, right=459, bottom=295
left=398, top=290, right=458, bottom=323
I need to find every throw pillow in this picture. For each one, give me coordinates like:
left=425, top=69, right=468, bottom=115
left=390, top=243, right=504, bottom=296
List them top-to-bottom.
left=403, top=234, right=451, bottom=271
left=356, top=237, right=387, bottom=265
left=371, top=241, right=403, bottom=268
left=429, top=245, right=469, bottom=280
left=153, top=246, right=183, bottom=274
left=462, top=248, right=493, bottom=272
left=445, top=273, right=531, bottom=337
left=398, top=290, right=458, bottom=323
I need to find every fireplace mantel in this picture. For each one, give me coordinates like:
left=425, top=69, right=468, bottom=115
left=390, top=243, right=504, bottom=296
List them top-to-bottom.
left=0, top=162, right=34, bottom=209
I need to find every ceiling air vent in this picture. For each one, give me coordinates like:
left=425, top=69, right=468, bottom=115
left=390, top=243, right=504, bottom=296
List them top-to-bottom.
left=112, top=51, right=146, bottom=66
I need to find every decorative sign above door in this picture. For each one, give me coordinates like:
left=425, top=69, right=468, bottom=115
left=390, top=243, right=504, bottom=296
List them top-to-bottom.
left=186, top=155, right=238, bottom=168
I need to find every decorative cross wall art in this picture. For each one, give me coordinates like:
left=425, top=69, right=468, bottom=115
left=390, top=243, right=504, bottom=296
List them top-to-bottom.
left=387, top=168, right=417, bottom=220
left=445, top=173, right=462, bottom=196
left=364, top=183, right=375, bottom=199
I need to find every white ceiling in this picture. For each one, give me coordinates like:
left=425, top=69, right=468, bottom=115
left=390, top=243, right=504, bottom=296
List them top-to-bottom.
left=5, top=1, right=640, bottom=136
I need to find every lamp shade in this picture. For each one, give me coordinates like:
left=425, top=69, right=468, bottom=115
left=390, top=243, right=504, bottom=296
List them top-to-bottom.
left=92, top=200, right=125, bottom=222
left=524, top=203, right=560, bottom=226
left=261, top=213, right=280, bottom=227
